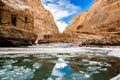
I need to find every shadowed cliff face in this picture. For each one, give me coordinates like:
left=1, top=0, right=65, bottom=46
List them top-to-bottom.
left=0, top=0, right=59, bottom=46
left=64, top=0, right=120, bottom=45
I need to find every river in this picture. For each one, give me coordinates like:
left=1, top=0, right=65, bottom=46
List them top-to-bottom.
left=0, top=43, right=120, bottom=80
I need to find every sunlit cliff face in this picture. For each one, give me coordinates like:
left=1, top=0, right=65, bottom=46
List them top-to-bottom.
left=0, top=0, right=59, bottom=46
left=63, top=0, right=120, bottom=45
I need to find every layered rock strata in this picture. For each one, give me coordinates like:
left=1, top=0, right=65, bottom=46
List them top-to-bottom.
left=0, top=0, right=59, bottom=46
left=64, top=0, right=120, bottom=45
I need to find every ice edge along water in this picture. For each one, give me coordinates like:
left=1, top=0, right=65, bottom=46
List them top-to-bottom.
left=0, top=47, right=120, bottom=58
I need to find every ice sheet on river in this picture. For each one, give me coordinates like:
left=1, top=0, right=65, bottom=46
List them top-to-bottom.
left=0, top=46, right=120, bottom=58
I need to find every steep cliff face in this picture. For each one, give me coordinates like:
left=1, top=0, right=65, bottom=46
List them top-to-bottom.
left=0, top=0, right=59, bottom=46
left=65, top=0, right=120, bottom=45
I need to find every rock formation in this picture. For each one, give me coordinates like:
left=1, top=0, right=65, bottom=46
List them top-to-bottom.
left=0, top=0, right=59, bottom=46
left=64, top=0, right=120, bottom=45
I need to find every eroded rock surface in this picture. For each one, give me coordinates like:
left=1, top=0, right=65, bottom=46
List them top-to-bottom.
left=0, top=0, right=59, bottom=46
left=64, top=0, right=120, bottom=45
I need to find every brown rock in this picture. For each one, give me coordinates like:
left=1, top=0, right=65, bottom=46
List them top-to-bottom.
left=0, top=0, right=59, bottom=46
left=64, top=0, right=120, bottom=45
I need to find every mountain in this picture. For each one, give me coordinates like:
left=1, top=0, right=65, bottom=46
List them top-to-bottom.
left=0, top=0, right=59, bottom=46
left=64, top=0, right=120, bottom=45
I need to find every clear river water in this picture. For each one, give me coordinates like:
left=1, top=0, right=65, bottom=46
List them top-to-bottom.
left=0, top=44, right=120, bottom=80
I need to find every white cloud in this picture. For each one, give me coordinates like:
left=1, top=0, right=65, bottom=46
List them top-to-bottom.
left=41, top=0, right=81, bottom=32
left=56, top=21, right=68, bottom=33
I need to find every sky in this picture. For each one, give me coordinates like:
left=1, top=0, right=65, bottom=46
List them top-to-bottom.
left=41, top=0, right=94, bottom=33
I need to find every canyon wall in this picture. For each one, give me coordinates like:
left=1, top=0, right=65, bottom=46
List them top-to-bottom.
left=0, top=0, right=59, bottom=46
left=64, top=0, right=120, bottom=45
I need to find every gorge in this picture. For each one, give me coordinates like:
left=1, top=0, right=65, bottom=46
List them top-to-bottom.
left=0, top=0, right=120, bottom=46
left=0, top=0, right=120, bottom=80
left=64, top=0, right=120, bottom=45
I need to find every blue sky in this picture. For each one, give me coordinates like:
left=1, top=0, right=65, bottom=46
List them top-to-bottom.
left=41, top=0, right=94, bottom=32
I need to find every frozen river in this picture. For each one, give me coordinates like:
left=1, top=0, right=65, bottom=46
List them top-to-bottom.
left=0, top=44, right=120, bottom=80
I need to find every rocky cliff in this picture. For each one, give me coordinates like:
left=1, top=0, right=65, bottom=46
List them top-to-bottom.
left=0, top=0, right=59, bottom=46
left=64, top=0, right=120, bottom=45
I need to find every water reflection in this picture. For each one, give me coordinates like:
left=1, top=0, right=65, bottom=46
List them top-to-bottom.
left=0, top=51, right=120, bottom=80
left=48, top=58, right=94, bottom=80
left=51, top=58, right=72, bottom=77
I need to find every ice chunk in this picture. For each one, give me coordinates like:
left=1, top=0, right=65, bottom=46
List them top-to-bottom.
left=33, top=62, right=42, bottom=69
